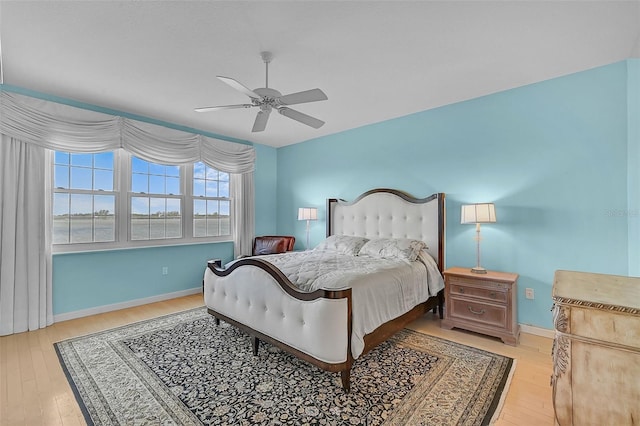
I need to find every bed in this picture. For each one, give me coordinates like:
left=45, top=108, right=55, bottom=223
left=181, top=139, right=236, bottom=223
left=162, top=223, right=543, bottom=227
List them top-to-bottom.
left=203, top=188, right=446, bottom=392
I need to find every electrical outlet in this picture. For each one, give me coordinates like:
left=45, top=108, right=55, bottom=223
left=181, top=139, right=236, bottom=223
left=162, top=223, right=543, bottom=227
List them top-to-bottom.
left=162, top=266, right=168, bottom=275
left=525, top=288, right=534, bottom=299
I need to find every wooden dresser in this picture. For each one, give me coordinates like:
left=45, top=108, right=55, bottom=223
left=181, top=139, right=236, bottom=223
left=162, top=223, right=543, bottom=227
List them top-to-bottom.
left=441, top=267, right=519, bottom=345
left=552, top=270, right=640, bottom=425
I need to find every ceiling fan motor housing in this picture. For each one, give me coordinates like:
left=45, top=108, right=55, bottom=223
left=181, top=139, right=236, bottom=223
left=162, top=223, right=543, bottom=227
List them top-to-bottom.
left=253, top=87, right=282, bottom=105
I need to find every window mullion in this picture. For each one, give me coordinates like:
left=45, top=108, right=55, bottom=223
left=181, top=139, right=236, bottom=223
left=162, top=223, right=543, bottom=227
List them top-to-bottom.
left=119, top=150, right=130, bottom=243
left=184, top=163, right=193, bottom=239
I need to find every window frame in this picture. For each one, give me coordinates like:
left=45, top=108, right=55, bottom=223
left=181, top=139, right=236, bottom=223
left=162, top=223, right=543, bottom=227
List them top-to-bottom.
left=52, top=149, right=233, bottom=254
left=52, top=151, right=120, bottom=246
left=128, top=157, right=184, bottom=242
left=192, top=161, right=232, bottom=239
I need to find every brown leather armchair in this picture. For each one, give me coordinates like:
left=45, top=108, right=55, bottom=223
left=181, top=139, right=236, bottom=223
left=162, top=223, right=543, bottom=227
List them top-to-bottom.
left=252, top=235, right=296, bottom=256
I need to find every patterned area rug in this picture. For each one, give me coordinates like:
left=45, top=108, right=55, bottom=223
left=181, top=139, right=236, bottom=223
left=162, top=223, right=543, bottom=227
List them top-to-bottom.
left=55, top=308, right=515, bottom=425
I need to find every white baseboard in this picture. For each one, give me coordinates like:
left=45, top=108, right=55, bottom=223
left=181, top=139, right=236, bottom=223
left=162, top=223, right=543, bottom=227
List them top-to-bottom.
left=53, top=287, right=202, bottom=323
left=519, top=323, right=555, bottom=339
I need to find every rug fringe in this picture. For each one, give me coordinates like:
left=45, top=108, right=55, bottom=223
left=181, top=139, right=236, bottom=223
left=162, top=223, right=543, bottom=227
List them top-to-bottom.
left=490, top=358, right=518, bottom=424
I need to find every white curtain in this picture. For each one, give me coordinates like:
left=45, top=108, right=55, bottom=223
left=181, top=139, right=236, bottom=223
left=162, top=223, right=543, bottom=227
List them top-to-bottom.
left=0, top=90, right=255, bottom=335
left=0, top=135, right=53, bottom=335
left=232, top=172, right=256, bottom=257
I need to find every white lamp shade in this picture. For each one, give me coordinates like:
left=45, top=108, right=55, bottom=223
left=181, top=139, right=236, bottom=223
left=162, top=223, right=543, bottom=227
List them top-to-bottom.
left=461, top=203, right=497, bottom=224
left=298, top=207, right=318, bottom=221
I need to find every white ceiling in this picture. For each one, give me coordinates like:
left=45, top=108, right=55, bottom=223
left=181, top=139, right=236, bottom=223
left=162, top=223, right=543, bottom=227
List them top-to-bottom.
left=1, top=1, right=639, bottom=148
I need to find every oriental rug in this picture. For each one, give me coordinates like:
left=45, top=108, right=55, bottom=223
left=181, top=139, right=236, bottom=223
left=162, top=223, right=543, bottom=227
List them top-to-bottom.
left=55, top=308, right=515, bottom=425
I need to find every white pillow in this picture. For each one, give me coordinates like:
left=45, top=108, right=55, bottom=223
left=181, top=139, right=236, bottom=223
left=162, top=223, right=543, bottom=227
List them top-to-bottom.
left=315, top=235, right=369, bottom=256
left=358, top=238, right=427, bottom=262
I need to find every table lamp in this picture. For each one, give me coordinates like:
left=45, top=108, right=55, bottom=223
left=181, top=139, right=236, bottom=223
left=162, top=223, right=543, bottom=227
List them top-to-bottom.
left=461, top=203, right=496, bottom=274
left=298, top=207, right=318, bottom=250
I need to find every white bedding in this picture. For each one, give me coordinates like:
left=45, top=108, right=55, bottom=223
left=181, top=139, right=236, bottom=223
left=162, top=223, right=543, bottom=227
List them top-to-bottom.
left=239, top=249, right=444, bottom=358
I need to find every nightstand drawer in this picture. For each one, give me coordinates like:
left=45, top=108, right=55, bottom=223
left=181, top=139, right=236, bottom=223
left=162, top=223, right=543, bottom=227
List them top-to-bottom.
left=448, top=277, right=508, bottom=303
left=449, top=298, right=507, bottom=329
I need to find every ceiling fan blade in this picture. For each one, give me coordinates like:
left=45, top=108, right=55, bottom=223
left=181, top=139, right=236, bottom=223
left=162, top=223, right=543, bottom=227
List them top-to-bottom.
left=217, top=76, right=262, bottom=99
left=277, top=88, right=328, bottom=106
left=194, top=104, right=253, bottom=112
left=278, top=107, right=325, bottom=129
left=252, top=109, right=271, bottom=132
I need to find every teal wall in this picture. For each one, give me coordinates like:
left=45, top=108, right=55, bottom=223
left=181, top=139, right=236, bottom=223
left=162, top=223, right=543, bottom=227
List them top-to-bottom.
left=628, top=59, right=640, bottom=277
left=276, top=61, right=635, bottom=329
left=254, top=143, right=278, bottom=236
left=52, top=242, right=233, bottom=314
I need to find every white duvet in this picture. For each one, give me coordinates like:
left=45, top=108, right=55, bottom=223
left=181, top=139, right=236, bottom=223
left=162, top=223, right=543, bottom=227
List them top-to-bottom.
left=242, top=249, right=444, bottom=359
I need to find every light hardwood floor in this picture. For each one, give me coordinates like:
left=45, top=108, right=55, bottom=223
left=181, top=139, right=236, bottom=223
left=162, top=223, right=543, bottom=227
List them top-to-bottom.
left=0, top=294, right=555, bottom=425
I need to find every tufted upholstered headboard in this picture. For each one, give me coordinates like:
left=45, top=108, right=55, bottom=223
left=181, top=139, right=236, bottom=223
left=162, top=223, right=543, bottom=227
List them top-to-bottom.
left=327, top=189, right=445, bottom=272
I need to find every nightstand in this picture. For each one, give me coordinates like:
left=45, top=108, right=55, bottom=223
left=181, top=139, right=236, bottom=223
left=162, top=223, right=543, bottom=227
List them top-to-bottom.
left=441, top=267, right=520, bottom=345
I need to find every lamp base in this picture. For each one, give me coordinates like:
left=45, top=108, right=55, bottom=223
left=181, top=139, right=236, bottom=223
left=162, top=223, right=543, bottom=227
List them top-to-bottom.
left=471, top=266, right=488, bottom=274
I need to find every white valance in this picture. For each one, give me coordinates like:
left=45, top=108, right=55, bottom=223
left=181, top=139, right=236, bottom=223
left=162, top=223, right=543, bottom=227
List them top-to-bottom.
left=0, top=90, right=255, bottom=173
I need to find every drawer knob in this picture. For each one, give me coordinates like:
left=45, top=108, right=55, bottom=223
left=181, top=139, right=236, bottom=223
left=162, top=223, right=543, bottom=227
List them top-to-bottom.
left=459, top=287, right=465, bottom=293
left=489, top=291, right=497, bottom=298
left=468, top=306, right=486, bottom=316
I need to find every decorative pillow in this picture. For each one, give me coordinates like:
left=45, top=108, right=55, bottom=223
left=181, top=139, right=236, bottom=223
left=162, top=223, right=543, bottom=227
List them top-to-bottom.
left=314, top=235, right=369, bottom=256
left=358, top=238, right=427, bottom=262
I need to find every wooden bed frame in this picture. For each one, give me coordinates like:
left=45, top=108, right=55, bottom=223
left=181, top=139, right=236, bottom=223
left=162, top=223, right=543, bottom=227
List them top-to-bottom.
left=205, top=188, right=445, bottom=392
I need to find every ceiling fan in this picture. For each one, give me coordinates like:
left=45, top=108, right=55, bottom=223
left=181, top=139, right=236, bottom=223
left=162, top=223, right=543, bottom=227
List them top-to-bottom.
left=195, top=51, right=328, bottom=132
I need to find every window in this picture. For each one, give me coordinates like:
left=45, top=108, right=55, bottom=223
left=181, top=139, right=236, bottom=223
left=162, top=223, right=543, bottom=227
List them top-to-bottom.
left=52, top=150, right=232, bottom=250
left=53, top=152, right=116, bottom=244
left=130, top=157, right=182, bottom=240
left=193, top=162, right=231, bottom=237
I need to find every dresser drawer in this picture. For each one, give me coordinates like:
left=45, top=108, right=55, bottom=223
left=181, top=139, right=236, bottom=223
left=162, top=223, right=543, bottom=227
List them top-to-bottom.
left=448, top=277, right=508, bottom=303
left=449, top=297, right=507, bottom=329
